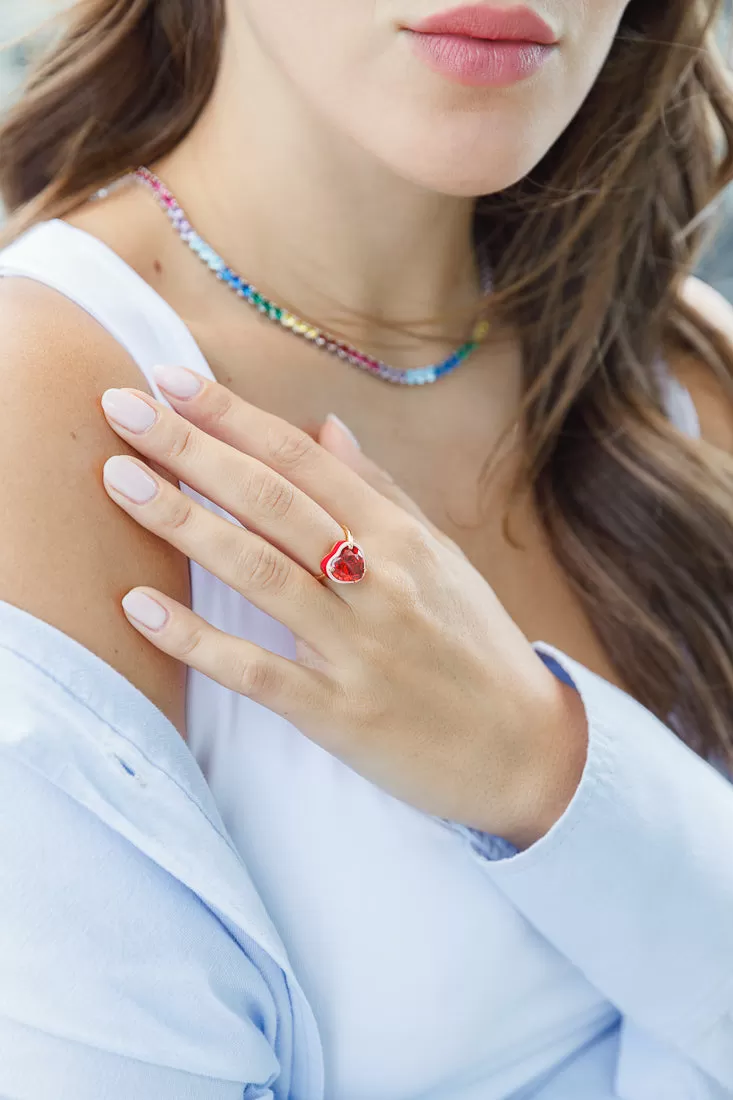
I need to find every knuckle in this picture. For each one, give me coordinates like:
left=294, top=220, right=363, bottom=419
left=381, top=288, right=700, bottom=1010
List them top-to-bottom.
left=198, top=387, right=234, bottom=432
left=163, top=423, right=198, bottom=463
left=264, top=425, right=315, bottom=471
left=247, top=470, right=295, bottom=519
left=161, top=492, right=196, bottom=533
left=400, top=521, right=436, bottom=565
left=240, top=541, right=291, bottom=594
left=378, top=555, right=422, bottom=611
left=360, top=622, right=389, bottom=662
left=176, top=623, right=206, bottom=661
left=236, top=657, right=279, bottom=701
left=340, top=679, right=386, bottom=737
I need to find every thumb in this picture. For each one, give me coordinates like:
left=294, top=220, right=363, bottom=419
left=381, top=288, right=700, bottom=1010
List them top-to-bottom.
left=318, top=414, right=460, bottom=551
left=318, top=414, right=363, bottom=463
left=319, top=414, right=401, bottom=496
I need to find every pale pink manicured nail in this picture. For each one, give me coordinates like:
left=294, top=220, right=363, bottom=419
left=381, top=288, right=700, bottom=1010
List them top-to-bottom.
left=153, top=364, right=204, bottom=399
left=102, top=389, right=158, bottom=433
left=326, top=413, right=361, bottom=450
left=104, top=456, right=159, bottom=504
left=122, top=590, right=169, bottom=631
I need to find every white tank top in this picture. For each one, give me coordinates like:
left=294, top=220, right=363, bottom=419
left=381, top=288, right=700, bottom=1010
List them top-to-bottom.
left=0, top=220, right=701, bottom=1100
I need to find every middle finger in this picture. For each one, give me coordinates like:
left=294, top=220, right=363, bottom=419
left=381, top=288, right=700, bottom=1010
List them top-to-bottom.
left=101, top=388, right=344, bottom=576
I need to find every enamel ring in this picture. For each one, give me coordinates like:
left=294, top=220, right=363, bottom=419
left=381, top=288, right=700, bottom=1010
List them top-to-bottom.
left=317, top=524, right=367, bottom=584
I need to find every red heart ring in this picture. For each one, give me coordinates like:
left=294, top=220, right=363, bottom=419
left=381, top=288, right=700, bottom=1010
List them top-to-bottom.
left=318, top=525, right=367, bottom=584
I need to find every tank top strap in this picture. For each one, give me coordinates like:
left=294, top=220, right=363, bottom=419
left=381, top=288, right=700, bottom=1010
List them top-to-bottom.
left=0, top=219, right=215, bottom=399
left=653, top=354, right=701, bottom=440
left=663, top=372, right=701, bottom=439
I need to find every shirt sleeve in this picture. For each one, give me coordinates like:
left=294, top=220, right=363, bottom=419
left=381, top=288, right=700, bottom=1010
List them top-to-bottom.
left=0, top=600, right=322, bottom=1100
left=461, top=642, right=733, bottom=1098
left=0, top=748, right=281, bottom=1100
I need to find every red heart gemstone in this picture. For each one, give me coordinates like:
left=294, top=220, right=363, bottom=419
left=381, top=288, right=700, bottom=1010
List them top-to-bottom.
left=321, top=540, right=367, bottom=583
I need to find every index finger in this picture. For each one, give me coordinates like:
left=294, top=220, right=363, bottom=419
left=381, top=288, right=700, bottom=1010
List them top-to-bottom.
left=152, top=365, right=395, bottom=527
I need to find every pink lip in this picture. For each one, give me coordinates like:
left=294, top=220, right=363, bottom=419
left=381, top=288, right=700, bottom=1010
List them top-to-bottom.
left=409, top=4, right=558, bottom=44
left=404, top=5, right=557, bottom=87
left=407, top=36, right=554, bottom=86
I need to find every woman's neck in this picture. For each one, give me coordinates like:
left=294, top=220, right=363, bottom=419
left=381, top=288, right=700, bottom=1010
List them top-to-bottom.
left=156, top=22, right=482, bottom=356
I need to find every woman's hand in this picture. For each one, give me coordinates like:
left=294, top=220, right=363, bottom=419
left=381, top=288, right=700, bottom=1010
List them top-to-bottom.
left=100, top=366, right=587, bottom=848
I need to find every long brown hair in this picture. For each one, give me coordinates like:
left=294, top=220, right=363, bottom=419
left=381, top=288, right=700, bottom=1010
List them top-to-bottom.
left=1, top=0, right=732, bottom=762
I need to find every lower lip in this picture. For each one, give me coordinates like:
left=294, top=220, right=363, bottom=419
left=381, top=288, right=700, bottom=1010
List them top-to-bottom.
left=407, top=32, right=555, bottom=87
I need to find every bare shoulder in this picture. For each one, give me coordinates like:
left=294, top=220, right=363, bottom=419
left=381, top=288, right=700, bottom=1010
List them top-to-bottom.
left=666, top=275, right=733, bottom=453
left=0, top=277, right=188, bottom=732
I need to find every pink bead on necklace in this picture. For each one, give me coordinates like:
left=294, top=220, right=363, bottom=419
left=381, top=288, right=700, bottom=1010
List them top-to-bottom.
left=129, top=167, right=490, bottom=386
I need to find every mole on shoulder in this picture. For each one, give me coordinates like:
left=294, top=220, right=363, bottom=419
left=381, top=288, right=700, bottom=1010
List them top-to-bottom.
left=153, top=259, right=163, bottom=275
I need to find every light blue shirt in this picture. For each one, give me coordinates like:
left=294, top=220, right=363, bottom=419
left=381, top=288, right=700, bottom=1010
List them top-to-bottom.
left=1, top=597, right=732, bottom=1100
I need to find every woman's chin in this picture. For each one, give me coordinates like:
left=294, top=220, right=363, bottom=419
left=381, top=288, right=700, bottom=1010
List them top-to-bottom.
left=356, top=113, right=554, bottom=198
left=377, top=144, right=542, bottom=199
left=406, top=163, right=531, bottom=199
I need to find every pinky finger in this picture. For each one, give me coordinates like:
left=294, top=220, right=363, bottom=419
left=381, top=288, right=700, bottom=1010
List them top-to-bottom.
left=121, top=587, right=316, bottom=719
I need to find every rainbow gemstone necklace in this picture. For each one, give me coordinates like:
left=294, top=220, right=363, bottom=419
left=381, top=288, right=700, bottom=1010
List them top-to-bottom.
left=132, top=167, right=490, bottom=386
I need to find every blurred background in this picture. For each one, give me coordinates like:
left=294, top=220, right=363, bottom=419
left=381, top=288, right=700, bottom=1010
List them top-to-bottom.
left=0, top=0, right=732, bottom=298
left=0, top=2, right=61, bottom=106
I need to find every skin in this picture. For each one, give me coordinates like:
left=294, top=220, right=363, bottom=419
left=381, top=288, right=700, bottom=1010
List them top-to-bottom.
left=2, top=1, right=732, bottom=841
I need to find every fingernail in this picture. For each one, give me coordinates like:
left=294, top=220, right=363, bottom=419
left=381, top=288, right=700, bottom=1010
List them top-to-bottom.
left=153, top=364, right=204, bottom=399
left=102, top=390, right=158, bottom=434
left=326, top=413, right=361, bottom=450
left=104, top=456, right=159, bottom=504
left=122, top=590, right=169, bottom=631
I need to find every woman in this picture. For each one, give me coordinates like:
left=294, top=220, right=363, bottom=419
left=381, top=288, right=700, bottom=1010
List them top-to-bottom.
left=0, top=0, right=732, bottom=1097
